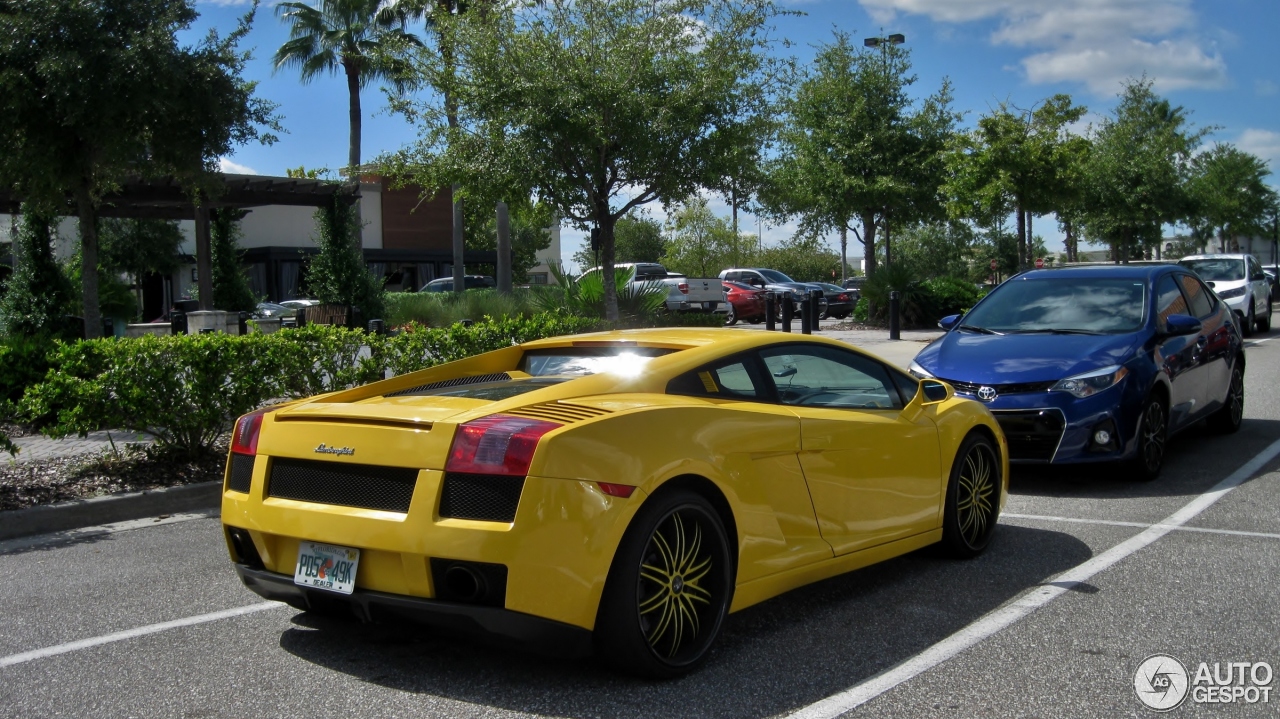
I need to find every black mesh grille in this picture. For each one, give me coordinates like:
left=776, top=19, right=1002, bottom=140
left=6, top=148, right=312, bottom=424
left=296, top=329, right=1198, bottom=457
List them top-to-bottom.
left=385, top=373, right=511, bottom=397
left=940, top=378, right=1057, bottom=396
left=993, top=410, right=1067, bottom=461
left=226, top=453, right=255, bottom=493
left=267, top=458, right=419, bottom=512
left=439, top=473, right=525, bottom=522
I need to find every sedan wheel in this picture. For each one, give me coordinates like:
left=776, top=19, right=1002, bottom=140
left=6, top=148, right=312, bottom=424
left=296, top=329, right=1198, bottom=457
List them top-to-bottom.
left=1258, top=296, right=1272, bottom=333
left=1243, top=303, right=1256, bottom=337
left=724, top=306, right=737, bottom=326
left=1207, top=362, right=1245, bottom=434
left=1130, top=398, right=1168, bottom=481
left=940, top=434, right=1000, bottom=558
left=595, top=491, right=732, bottom=678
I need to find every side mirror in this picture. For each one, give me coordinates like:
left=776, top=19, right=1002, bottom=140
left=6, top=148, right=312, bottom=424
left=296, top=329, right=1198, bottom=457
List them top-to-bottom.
left=1205, top=280, right=1216, bottom=289
left=938, top=314, right=962, bottom=331
left=1162, top=314, right=1202, bottom=337
left=921, top=380, right=950, bottom=403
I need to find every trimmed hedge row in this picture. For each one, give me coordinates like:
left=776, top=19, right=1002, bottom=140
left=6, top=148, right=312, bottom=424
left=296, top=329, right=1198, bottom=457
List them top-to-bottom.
left=19, top=313, right=600, bottom=457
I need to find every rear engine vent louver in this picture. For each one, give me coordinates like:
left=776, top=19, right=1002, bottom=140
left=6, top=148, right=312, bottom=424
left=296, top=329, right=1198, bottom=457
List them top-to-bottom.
left=384, top=373, right=512, bottom=397
left=503, top=402, right=611, bottom=424
left=226, top=454, right=255, bottom=493
left=267, top=458, right=419, bottom=513
left=439, top=473, right=525, bottom=522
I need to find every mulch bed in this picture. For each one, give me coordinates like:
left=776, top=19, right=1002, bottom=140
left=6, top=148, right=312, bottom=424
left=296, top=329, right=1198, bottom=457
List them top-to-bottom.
left=0, top=439, right=228, bottom=512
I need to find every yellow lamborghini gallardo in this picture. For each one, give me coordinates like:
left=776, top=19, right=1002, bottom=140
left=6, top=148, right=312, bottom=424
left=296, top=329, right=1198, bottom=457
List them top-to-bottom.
left=221, top=328, right=1007, bottom=677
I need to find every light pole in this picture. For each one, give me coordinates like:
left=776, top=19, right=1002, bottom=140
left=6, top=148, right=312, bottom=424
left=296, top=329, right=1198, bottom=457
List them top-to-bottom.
left=864, top=34, right=905, bottom=268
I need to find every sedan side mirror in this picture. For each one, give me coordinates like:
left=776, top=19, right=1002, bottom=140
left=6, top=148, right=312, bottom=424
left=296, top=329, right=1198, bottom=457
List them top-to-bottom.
left=938, top=314, right=961, bottom=331
left=1162, top=314, right=1202, bottom=337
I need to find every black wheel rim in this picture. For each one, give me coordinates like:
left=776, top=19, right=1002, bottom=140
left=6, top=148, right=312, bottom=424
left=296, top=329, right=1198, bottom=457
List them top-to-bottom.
left=725, top=307, right=735, bottom=325
left=1228, top=368, right=1244, bottom=425
left=1141, top=402, right=1166, bottom=471
left=956, top=443, right=998, bottom=547
left=636, top=508, right=724, bottom=664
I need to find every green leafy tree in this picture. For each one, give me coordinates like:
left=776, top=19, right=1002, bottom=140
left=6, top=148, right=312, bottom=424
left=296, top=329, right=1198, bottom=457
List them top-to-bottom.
left=0, top=0, right=278, bottom=337
left=274, top=0, right=420, bottom=171
left=412, top=0, right=783, bottom=321
left=766, top=32, right=957, bottom=280
left=1080, top=78, right=1205, bottom=261
left=944, top=94, right=1089, bottom=270
left=1186, top=144, right=1276, bottom=252
left=308, top=197, right=386, bottom=319
left=663, top=197, right=737, bottom=278
left=464, top=199, right=555, bottom=278
left=0, top=207, right=73, bottom=337
left=210, top=211, right=259, bottom=313
left=570, top=213, right=666, bottom=270
left=99, top=218, right=184, bottom=290
left=893, top=221, right=978, bottom=280
left=755, top=234, right=841, bottom=283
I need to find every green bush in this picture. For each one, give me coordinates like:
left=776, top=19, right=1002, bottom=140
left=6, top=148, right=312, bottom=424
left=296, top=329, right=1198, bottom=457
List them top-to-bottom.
left=532, top=264, right=666, bottom=320
left=860, top=264, right=935, bottom=327
left=920, top=277, right=986, bottom=319
left=384, top=289, right=539, bottom=328
left=383, top=313, right=601, bottom=376
left=267, top=324, right=387, bottom=399
left=0, top=334, right=58, bottom=405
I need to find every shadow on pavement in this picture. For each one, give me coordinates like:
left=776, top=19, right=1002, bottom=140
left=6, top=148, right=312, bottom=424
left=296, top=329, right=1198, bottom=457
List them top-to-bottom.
left=278, top=524, right=1091, bottom=719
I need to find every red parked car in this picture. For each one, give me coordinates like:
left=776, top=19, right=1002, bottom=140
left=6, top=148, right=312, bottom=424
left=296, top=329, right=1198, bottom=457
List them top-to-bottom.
left=722, top=281, right=768, bottom=325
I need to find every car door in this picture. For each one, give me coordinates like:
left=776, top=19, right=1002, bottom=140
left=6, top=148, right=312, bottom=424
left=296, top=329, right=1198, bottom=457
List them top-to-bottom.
left=1248, top=257, right=1269, bottom=315
left=1179, top=273, right=1236, bottom=415
left=1153, top=274, right=1205, bottom=428
left=758, top=344, right=942, bottom=555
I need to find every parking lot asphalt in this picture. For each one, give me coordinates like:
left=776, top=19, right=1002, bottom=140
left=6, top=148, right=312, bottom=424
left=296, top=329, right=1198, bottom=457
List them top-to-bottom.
left=2, top=326, right=1278, bottom=718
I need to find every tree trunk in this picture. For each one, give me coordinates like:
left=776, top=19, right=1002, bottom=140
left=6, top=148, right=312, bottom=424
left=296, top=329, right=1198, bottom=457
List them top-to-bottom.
left=346, top=67, right=361, bottom=171
left=75, top=181, right=102, bottom=339
left=452, top=185, right=465, bottom=294
left=496, top=201, right=511, bottom=293
left=194, top=203, right=213, bottom=311
left=1015, top=204, right=1027, bottom=271
left=600, top=207, right=619, bottom=322
left=861, top=212, right=877, bottom=277
left=1026, top=212, right=1033, bottom=265
left=883, top=215, right=892, bottom=267
left=839, top=225, right=848, bottom=285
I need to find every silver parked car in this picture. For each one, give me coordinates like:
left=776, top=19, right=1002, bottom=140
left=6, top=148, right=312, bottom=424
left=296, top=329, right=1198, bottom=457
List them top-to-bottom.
left=1178, top=254, right=1272, bottom=336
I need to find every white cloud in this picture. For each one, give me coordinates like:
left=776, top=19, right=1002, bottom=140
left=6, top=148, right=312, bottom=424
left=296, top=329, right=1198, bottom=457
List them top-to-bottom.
left=198, top=0, right=255, bottom=6
left=859, top=0, right=1227, bottom=94
left=1256, top=79, right=1279, bottom=97
left=1236, top=129, right=1280, bottom=174
left=218, top=157, right=259, bottom=175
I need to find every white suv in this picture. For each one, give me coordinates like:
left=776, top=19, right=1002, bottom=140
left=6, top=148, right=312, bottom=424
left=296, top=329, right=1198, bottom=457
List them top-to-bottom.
left=1178, top=253, right=1272, bottom=336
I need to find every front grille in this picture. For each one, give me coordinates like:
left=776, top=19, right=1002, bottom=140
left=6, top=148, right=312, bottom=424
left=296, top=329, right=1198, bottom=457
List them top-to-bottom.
left=384, top=373, right=511, bottom=397
left=940, top=378, right=1057, bottom=397
left=993, top=409, right=1067, bottom=461
left=226, top=453, right=255, bottom=493
left=267, top=458, right=419, bottom=512
left=439, top=472, right=524, bottom=522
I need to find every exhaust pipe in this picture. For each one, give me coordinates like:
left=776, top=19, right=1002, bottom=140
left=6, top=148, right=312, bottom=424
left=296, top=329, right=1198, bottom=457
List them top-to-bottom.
left=443, top=565, right=487, bottom=603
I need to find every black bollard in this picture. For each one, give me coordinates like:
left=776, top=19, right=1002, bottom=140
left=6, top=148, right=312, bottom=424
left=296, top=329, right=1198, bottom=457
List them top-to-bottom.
left=810, top=290, right=823, bottom=332
left=889, top=290, right=901, bottom=340
left=765, top=292, right=777, bottom=331
left=800, top=292, right=812, bottom=334
left=780, top=294, right=793, bottom=332
left=170, top=311, right=187, bottom=336
left=238, top=311, right=249, bottom=335
left=102, top=317, right=115, bottom=338
left=368, top=318, right=385, bottom=335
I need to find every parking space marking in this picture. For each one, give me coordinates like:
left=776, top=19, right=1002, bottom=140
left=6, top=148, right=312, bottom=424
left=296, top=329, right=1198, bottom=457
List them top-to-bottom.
left=784, top=436, right=1280, bottom=719
left=0, top=510, right=218, bottom=555
left=1003, top=512, right=1280, bottom=541
left=0, top=602, right=282, bottom=670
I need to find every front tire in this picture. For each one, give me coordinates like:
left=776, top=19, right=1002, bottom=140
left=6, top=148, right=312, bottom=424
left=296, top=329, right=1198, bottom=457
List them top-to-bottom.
left=1257, top=296, right=1271, bottom=332
left=1243, top=303, right=1256, bottom=337
left=724, top=305, right=737, bottom=326
left=1207, top=361, right=1244, bottom=434
left=1129, top=396, right=1168, bottom=481
left=940, top=434, right=1001, bottom=558
left=594, top=490, right=733, bottom=678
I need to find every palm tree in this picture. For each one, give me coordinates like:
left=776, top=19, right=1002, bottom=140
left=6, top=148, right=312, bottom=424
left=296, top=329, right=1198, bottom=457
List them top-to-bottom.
left=273, top=0, right=421, bottom=172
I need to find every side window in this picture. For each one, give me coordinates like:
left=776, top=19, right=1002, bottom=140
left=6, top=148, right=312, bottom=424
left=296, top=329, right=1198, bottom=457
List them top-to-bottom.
left=1249, top=258, right=1263, bottom=281
left=1178, top=274, right=1214, bottom=319
left=1155, top=276, right=1190, bottom=331
left=759, top=345, right=901, bottom=410
left=668, top=358, right=762, bottom=400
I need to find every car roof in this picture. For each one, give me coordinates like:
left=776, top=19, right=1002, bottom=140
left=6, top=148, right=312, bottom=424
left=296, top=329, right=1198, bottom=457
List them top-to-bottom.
left=1179, top=254, right=1251, bottom=261
left=1011, top=264, right=1183, bottom=281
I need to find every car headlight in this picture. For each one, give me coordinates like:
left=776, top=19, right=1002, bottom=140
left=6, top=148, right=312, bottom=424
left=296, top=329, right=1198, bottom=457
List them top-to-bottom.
left=1217, top=287, right=1246, bottom=299
left=908, top=361, right=935, bottom=379
left=1050, top=365, right=1129, bottom=398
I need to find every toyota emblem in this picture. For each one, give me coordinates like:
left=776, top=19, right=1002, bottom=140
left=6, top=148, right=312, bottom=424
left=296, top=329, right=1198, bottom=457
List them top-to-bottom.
left=976, top=386, right=998, bottom=402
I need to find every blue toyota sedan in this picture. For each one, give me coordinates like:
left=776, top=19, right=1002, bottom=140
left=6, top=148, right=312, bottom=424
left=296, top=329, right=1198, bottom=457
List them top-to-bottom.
left=909, top=265, right=1244, bottom=480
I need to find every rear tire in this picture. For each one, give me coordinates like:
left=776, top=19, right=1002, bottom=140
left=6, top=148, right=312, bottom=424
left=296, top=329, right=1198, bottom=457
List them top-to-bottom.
left=1257, top=296, right=1272, bottom=332
left=724, top=306, right=737, bottom=326
left=1207, top=361, right=1244, bottom=434
left=1128, top=396, right=1168, bottom=481
left=939, top=434, right=1001, bottom=559
left=594, top=490, right=733, bottom=678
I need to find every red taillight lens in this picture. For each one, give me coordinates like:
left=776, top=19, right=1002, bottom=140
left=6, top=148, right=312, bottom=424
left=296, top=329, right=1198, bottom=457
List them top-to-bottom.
left=678, top=282, right=689, bottom=294
left=839, top=293, right=849, bottom=301
left=231, top=409, right=272, bottom=456
left=446, top=414, right=561, bottom=476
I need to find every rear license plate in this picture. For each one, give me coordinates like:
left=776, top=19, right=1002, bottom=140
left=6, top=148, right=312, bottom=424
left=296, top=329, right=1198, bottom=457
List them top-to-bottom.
left=293, top=541, right=360, bottom=595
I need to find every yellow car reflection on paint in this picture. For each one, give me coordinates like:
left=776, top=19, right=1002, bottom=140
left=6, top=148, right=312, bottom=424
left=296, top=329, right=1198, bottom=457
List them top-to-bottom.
left=221, top=328, right=1008, bottom=677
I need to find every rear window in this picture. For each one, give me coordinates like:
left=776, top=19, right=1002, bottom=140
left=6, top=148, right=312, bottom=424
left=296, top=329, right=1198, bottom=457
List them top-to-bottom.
left=1180, top=258, right=1245, bottom=282
left=519, top=346, right=679, bottom=377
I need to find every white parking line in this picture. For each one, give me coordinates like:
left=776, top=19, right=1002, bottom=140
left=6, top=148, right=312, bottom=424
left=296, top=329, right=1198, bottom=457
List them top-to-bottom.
left=784, top=436, right=1280, bottom=719
left=0, top=511, right=218, bottom=555
left=1003, top=513, right=1280, bottom=540
left=0, top=602, right=282, bottom=669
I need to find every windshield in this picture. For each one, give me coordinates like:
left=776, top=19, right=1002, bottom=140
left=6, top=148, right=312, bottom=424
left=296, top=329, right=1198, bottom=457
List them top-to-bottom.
left=1179, top=259, right=1245, bottom=282
left=758, top=269, right=795, bottom=283
left=960, top=277, right=1147, bottom=334
left=519, top=346, right=678, bottom=377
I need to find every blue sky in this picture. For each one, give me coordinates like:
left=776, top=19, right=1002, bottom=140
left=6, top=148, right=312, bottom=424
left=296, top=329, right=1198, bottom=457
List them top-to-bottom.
left=192, top=0, right=1280, bottom=266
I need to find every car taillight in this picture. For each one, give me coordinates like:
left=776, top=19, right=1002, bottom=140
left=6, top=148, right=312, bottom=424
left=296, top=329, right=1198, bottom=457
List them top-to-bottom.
left=678, top=282, right=689, bottom=294
left=838, top=293, right=849, bottom=301
left=231, top=407, right=276, bottom=456
left=446, top=414, right=561, bottom=476
left=597, top=482, right=636, bottom=498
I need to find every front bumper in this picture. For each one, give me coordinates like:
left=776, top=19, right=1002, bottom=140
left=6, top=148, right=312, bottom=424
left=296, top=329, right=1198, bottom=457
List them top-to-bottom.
left=955, top=386, right=1140, bottom=464
left=234, top=564, right=593, bottom=656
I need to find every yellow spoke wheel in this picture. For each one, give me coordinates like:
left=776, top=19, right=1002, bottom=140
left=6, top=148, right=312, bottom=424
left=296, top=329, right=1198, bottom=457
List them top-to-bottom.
left=941, top=434, right=1001, bottom=558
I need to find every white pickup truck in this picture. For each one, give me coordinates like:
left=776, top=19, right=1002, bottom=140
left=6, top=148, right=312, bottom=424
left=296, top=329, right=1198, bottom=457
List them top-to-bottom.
left=582, top=262, right=725, bottom=312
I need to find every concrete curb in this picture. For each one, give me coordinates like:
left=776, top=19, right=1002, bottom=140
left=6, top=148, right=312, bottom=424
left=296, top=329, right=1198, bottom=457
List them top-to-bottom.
left=0, top=481, right=221, bottom=541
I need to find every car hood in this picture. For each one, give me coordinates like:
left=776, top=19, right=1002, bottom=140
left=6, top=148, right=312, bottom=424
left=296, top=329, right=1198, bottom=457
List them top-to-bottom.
left=915, top=330, right=1143, bottom=384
